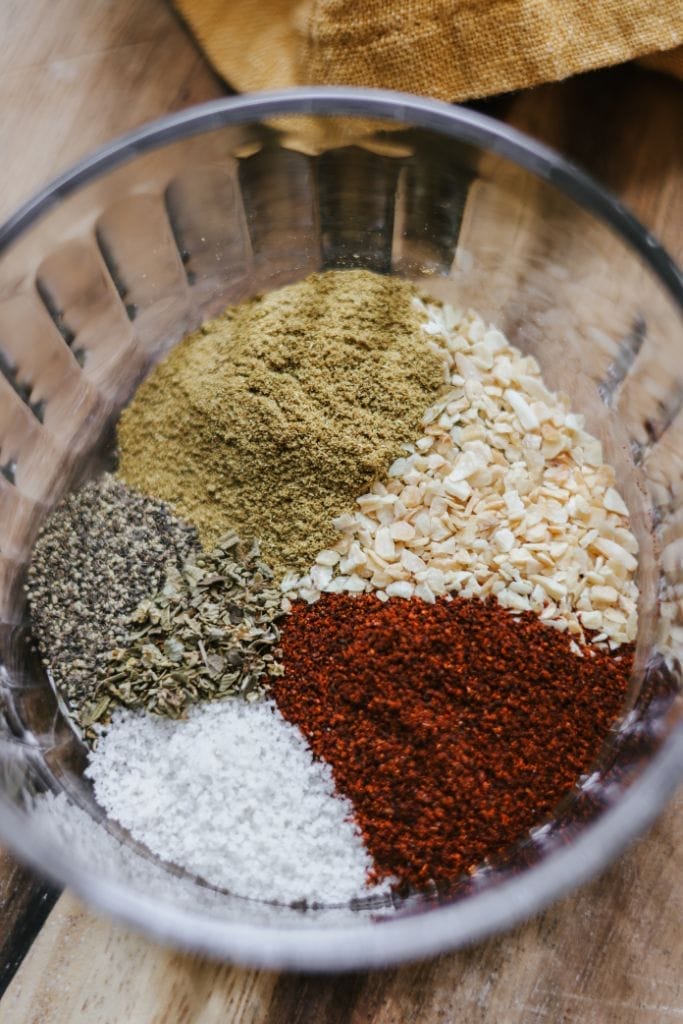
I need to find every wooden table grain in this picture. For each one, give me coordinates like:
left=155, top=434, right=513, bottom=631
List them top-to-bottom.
left=0, top=3, right=681, bottom=1021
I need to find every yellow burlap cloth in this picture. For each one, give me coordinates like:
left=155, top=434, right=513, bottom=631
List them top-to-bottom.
left=176, top=0, right=683, bottom=101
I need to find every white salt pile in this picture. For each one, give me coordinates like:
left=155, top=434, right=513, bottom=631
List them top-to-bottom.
left=86, top=699, right=388, bottom=905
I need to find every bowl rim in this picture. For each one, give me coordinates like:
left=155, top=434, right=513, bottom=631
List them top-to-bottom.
left=1, top=86, right=682, bottom=971
left=1, top=86, right=682, bottom=306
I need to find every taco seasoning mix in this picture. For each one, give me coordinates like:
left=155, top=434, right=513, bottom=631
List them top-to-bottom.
left=28, top=269, right=638, bottom=905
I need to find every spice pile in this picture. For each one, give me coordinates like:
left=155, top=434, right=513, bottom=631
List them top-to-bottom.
left=26, top=269, right=639, bottom=905
left=117, top=270, right=446, bottom=575
left=284, top=299, right=638, bottom=649
left=26, top=475, right=198, bottom=736
left=94, top=532, right=285, bottom=727
left=273, top=593, right=632, bottom=890
left=86, top=700, right=388, bottom=905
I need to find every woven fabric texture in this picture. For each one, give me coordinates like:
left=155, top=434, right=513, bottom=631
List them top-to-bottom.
left=175, top=0, right=683, bottom=98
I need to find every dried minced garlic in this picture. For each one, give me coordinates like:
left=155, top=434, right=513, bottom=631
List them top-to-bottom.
left=285, top=299, right=639, bottom=649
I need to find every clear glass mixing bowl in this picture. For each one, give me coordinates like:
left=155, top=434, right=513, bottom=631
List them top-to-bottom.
left=0, top=87, right=682, bottom=971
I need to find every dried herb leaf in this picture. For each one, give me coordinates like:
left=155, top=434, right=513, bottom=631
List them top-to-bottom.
left=86, top=531, right=286, bottom=737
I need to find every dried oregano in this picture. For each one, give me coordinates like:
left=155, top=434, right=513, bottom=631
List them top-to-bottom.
left=81, top=532, right=285, bottom=737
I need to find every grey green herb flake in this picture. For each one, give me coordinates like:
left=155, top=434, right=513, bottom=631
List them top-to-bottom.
left=86, top=532, right=286, bottom=732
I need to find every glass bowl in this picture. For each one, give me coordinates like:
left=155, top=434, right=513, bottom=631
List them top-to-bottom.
left=0, top=87, right=682, bottom=971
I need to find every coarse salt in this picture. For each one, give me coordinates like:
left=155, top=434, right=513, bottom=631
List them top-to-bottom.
left=87, top=701, right=390, bottom=905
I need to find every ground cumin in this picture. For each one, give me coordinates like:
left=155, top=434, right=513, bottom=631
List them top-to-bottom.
left=117, top=270, right=445, bottom=576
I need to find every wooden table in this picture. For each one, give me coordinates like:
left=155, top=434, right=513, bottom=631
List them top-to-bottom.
left=0, top=3, right=681, bottom=1021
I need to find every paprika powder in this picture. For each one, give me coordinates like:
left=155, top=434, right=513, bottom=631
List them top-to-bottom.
left=273, top=594, right=633, bottom=892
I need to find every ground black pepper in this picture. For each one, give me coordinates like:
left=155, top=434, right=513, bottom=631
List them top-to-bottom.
left=26, top=473, right=198, bottom=738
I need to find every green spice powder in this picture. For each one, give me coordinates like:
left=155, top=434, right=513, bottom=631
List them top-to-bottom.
left=117, top=270, right=445, bottom=576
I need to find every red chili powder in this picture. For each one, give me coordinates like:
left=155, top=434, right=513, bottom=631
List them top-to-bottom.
left=272, top=594, right=633, bottom=891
